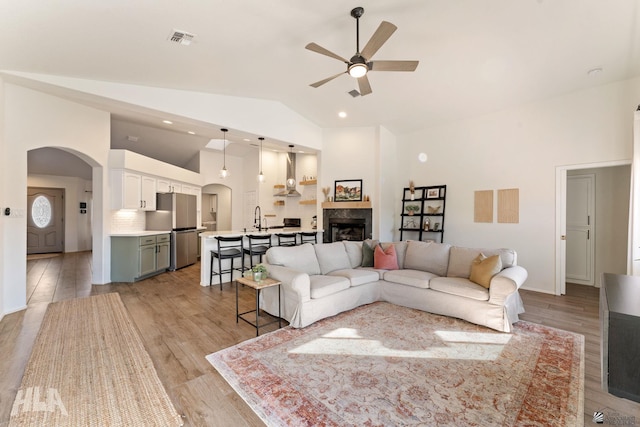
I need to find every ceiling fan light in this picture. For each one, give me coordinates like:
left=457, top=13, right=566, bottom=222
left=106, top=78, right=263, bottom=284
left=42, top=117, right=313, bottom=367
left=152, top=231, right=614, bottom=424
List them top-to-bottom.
left=348, top=63, right=368, bottom=78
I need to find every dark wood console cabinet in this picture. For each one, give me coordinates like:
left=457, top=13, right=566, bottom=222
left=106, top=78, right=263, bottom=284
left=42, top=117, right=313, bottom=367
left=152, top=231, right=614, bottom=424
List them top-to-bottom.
left=600, top=273, right=640, bottom=403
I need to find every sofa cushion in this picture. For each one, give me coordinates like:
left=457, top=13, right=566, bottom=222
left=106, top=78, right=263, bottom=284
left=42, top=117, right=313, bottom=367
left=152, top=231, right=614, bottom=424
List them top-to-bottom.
left=361, top=239, right=379, bottom=267
left=403, top=240, right=451, bottom=276
left=343, top=241, right=363, bottom=268
left=395, top=241, right=408, bottom=269
left=314, top=242, right=352, bottom=274
left=266, top=243, right=321, bottom=275
left=374, top=244, right=399, bottom=270
left=447, top=247, right=516, bottom=278
left=469, top=253, right=502, bottom=288
left=357, top=267, right=386, bottom=280
left=384, top=268, right=438, bottom=289
left=328, top=269, right=380, bottom=287
left=383, top=269, right=438, bottom=289
left=309, top=275, right=351, bottom=299
left=430, top=277, right=490, bottom=301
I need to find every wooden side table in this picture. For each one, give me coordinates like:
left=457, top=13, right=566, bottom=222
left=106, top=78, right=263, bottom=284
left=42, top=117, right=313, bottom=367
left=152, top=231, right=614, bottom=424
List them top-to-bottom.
left=236, top=276, right=282, bottom=336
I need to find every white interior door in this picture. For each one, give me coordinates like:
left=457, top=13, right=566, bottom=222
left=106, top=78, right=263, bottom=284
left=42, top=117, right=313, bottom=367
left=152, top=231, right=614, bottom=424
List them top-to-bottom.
left=566, top=174, right=595, bottom=285
left=27, top=187, right=65, bottom=254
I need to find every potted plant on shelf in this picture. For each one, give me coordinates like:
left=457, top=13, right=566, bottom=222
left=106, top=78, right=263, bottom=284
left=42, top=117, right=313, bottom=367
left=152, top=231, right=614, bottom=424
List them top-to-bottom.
left=405, top=205, right=420, bottom=216
left=251, top=264, right=267, bottom=282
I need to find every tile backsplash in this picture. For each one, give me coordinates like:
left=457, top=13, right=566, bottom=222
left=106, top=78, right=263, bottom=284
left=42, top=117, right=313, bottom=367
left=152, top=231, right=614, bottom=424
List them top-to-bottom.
left=111, top=210, right=145, bottom=232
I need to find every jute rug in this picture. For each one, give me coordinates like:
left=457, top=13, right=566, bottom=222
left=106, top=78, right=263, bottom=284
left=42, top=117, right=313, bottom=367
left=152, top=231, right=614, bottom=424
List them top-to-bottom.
left=9, top=293, right=183, bottom=427
left=207, top=302, right=584, bottom=426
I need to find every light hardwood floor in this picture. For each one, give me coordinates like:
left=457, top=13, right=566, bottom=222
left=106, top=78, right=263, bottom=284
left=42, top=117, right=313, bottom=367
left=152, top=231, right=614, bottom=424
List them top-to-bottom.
left=1, top=252, right=639, bottom=426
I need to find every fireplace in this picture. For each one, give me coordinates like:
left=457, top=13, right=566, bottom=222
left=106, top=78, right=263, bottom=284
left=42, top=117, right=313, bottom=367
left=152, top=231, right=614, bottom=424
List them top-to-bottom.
left=323, top=208, right=372, bottom=243
left=330, top=218, right=365, bottom=242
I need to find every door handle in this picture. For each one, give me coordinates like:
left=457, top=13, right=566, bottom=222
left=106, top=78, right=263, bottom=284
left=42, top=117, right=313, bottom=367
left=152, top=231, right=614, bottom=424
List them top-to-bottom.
left=587, top=230, right=590, bottom=240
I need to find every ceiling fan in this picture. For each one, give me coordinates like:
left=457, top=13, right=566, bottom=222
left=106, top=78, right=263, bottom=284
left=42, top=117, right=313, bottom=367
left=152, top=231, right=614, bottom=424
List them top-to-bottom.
left=306, top=6, right=419, bottom=96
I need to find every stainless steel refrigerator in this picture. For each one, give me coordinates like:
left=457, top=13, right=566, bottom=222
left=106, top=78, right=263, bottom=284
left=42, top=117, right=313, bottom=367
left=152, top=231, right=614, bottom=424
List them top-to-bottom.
left=146, top=193, right=198, bottom=270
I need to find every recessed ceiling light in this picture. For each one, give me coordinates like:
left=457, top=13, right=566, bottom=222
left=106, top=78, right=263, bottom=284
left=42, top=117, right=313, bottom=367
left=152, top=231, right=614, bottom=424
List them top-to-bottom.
left=338, top=111, right=347, bottom=118
left=162, top=120, right=173, bottom=125
left=188, top=131, right=195, bottom=135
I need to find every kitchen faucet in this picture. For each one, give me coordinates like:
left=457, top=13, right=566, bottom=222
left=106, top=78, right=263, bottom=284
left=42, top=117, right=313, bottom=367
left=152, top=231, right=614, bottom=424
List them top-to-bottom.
left=254, top=205, right=262, bottom=231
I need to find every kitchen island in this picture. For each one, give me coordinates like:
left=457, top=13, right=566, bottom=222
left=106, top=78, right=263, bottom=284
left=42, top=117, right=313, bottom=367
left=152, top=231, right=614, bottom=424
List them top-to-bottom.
left=199, top=229, right=322, bottom=287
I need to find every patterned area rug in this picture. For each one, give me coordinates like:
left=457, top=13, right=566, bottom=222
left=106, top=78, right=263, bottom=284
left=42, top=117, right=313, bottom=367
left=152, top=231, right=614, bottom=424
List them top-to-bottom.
left=9, top=293, right=183, bottom=427
left=207, top=302, right=584, bottom=427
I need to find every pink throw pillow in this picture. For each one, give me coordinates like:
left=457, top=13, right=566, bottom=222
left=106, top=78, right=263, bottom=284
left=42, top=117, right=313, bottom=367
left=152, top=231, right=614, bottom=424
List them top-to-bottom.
left=374, top=244, right=399, bottom=270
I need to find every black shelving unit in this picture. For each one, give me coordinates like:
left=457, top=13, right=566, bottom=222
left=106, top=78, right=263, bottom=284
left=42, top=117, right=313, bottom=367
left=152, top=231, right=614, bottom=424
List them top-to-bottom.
left=399, top=185, right=446, bottom=242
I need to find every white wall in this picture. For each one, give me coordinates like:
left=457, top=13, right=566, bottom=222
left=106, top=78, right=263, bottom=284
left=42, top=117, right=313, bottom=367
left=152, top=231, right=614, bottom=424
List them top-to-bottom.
left=398, top=78, right=640, bottom=294
left=1, top=82, right=111, bottom=315
left=319, top=126, right=397, bottom=239
left=27, top=174, right=93, bottom=252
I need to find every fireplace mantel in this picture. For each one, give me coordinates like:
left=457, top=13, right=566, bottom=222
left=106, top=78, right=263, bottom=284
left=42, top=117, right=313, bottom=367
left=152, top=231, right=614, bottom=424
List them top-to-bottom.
left=321, top=201, right=371, bottom=209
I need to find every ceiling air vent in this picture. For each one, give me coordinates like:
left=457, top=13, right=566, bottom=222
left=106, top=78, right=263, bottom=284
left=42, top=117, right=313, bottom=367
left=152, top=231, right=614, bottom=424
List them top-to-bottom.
left=168, top=29, right=195, bottom=46
left=348, top=89, right=361, bottom=98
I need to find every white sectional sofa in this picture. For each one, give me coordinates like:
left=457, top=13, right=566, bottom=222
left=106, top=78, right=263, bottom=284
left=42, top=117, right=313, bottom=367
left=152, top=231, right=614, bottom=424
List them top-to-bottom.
left=261, top=240, right=528, bottom=332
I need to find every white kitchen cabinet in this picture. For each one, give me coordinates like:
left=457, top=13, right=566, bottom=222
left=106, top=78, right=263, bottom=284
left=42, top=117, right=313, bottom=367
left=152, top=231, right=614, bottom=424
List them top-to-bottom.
left=111, top=170, right=156, bottom=210
left=141, top=175, right=157, bottom=210
left=157, top=179, right=182, bottom=193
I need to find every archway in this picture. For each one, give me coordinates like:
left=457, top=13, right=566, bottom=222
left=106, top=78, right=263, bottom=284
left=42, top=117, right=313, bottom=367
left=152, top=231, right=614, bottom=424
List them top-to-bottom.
left=27, top=147, right=105, bottom=286
left=202, top=183, right=232, bottom=232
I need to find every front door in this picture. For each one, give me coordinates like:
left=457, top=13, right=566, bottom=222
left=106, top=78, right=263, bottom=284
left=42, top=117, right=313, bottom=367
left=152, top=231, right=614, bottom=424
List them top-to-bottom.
left=566, top=175, right=595, bottom=285
left=27, top=187, right=64, bottom=254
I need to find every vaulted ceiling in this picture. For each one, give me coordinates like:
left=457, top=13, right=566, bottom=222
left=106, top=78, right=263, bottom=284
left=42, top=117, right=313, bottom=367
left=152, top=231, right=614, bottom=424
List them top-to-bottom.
left=3, top=1, right=640, bottom=170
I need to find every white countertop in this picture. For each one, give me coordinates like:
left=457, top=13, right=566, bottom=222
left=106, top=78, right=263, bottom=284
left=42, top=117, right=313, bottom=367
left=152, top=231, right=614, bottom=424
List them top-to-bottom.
left=200, top=228, right=321, bottom=238
left=111, top=230, right=172, bottom=237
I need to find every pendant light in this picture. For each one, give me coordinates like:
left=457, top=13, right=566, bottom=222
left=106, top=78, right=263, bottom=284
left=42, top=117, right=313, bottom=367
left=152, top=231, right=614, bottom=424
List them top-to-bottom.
left=219, top=128, right=229, bottom=179
left=257, top=137, right=265, bottom=183
left=286, top=144, right=296, bottom=188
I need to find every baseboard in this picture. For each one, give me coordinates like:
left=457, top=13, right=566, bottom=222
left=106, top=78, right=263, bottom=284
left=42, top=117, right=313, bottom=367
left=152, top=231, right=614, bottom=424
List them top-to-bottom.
left=520, top=285, right=556, bottom=295
left=1, top=304, right=28, bottom=319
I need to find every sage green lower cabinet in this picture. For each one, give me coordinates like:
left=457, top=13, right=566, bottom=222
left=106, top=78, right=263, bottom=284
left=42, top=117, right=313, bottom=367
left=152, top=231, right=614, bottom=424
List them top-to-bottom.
left=111, top=234, right=171, bottom=282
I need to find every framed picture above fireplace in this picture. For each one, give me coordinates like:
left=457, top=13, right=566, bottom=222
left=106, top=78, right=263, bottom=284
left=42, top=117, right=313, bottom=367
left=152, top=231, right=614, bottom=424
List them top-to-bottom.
left=334, top=179, right=363, bottom=202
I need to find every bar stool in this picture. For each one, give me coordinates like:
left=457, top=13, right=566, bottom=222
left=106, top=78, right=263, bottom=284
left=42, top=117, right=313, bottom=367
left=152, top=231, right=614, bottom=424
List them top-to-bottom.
left=299, top=231, right=318, bottom=245
left=276, top=232, right=298, bottom=246
left=243, top=234, right=272, bottom=269
left=210, top=235, right=245, bottom=290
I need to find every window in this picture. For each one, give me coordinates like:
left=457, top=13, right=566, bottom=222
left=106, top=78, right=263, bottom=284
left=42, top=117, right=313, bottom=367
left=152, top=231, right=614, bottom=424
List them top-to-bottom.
left=32, top=195, right=52, bottom=228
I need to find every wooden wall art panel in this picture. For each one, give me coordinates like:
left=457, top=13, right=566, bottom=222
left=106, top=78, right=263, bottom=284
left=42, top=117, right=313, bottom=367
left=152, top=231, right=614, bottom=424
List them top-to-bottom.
left=498, top=188, right=519, bottom=223
left=474, top=190, right=494, bottom=223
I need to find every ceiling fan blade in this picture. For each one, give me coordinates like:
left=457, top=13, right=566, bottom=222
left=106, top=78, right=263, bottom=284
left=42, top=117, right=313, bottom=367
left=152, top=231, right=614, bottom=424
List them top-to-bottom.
left=360, top=21, right=397, bottom=61
left=305, top=42, right=349, bottom=63
left=370, top=60, right=419, bottom=72
left=310, top=72, right=346, bottom=88
left=357, top=75, right=372, bottom=96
